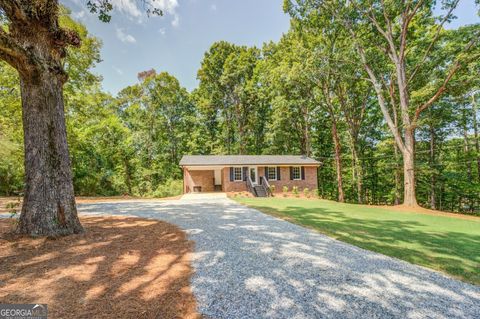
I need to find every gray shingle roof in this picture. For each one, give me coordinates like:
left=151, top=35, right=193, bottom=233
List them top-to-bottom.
left=179, top=155, right=320, bottom=166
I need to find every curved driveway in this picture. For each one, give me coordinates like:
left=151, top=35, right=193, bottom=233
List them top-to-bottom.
left=79, top=194, right=480, bottom=319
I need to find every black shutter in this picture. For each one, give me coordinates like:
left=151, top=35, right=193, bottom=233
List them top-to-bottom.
left=265, top=166, right=269, bottom=180
left=276, top=166, right=281, bottom=180
left=301, top=166, right=305, bottom=180
left=230, top=167, right=234, bottom=181
left=243, top=167, right=248, bottom=181
left=290, top=167, right=293, bottom=180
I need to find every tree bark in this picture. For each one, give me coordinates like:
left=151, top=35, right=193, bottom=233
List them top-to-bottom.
left=17, top=71, right=83, bottom=236
left=330, top=116, right=345, bottom=202
left=429, top=124, right=436, bottom=209
left=402, top=128, right=418, bottom=207
left=393, top=142, right=402, bottom=205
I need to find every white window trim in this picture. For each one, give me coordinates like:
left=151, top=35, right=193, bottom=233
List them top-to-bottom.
left=267, top=166, right=278, bottom=181
left=292, top=166, right=301, bottom=180
left=233, top=167, right=243, bottom=182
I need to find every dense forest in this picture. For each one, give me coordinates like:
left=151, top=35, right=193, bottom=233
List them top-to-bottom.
left=1, top=3, right=479, bottom=214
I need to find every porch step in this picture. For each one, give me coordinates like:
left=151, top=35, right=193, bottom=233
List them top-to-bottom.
left=253, top=185, right=267, bottom=197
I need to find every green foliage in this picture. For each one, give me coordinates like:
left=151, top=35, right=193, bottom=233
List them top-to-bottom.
left=0, top=5, right=478, bottom=213
left=152, top=179, right=183, bottom=198
left=270, top=185, right=276, bottom=193
left=292, top=186, right=299, bottom=197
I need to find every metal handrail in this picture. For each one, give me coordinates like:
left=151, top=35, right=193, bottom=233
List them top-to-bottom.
left=246, top=175, right=255, bottom=196
left=260, top=176, right=272, bottom=197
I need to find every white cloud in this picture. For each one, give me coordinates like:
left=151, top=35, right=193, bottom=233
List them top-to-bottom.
left=69, top=0, right=180, bottom=23
left=110, top=0, right=142, bottom=18
left=157, top=0, right=179, bottom=13
left=211, top=4, right=217, bottom=11
left=72, top=10, right=86, bottom=20
left=171, top=14, right=180, bottom=27
left=116, top=28, right=136, bottom=43
left=113, top=66, right=124, bottom=75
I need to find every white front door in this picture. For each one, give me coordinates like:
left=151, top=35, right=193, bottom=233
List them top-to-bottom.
left=249, top=166, right=258, bottom=184
left=214, top=169, right=222, bottom=185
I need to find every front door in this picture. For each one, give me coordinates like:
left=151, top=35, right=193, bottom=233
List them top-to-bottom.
left=249, top=166, right=258, bottom=184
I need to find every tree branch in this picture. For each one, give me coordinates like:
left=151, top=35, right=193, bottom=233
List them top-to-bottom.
left=407, top=0, right=460, bottom=83
left=0, top=1, right=28, bottom=23
left=0, top=28, right=27, bottom=70
left=413, top=33, right=480, bottom=123
left=356, top=42, right=406, bottom=153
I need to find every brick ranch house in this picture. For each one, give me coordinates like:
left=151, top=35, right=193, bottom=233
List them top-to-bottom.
left=180, top=155, right=320, bottom=197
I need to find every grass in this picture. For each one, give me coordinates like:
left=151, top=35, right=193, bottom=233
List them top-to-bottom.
left=233, top=196, right=480, bottom=285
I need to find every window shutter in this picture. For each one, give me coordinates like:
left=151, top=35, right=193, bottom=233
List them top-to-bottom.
left=265, top=166, right=269, bottom=180
left=301, top=166, right=305, bottom=180
left=230, top=167, right=234, bottom=182
left=243, top=167, right=248, bottom=181
left=276, top=167, right=281, bottom=180
left=290, top=167, right=293, bottom=180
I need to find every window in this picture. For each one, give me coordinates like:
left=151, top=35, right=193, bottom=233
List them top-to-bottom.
left=267, top=166, right=277, bottom=180
left=292, top=166, right=301, bottom=180
left=233, top=167, right=243, bottom=181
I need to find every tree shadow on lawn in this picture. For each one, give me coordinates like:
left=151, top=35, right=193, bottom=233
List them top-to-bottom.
left=248, top=204, right=480, bottom=285
left=0, top=217, right=200, bottom=319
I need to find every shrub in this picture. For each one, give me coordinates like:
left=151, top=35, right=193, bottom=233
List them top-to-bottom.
left=152, top=179, right=183, bottom=198
left=269, top=185, right=275, bottom=196
left=282, top=185, right=289, bottom=197
left=292, top=186, right=299, bottom=197
left=303, top=187, right=310, bottom=198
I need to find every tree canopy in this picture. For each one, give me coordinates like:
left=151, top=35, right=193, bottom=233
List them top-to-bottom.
left=0, top=2, right=479, bottom=215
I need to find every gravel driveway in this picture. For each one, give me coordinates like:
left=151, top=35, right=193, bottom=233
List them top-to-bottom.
left=79, top=194, right=480, bottom=319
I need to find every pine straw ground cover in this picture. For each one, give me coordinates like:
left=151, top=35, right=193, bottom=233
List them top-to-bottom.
left=0, top=216, right=200, bottom=319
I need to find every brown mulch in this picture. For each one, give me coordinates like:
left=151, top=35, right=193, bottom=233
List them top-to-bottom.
left=0, top=217, right=200, bottom=319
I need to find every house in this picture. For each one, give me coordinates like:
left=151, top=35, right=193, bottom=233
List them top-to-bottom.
left=179, top=155, right=320, bottom=197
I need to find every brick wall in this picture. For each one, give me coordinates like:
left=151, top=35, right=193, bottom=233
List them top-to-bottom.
left=221, top=166, right=318, bottom=193
left=263, top=166, right=318, bottom=193
left=223, top=167, right=247, bottom=192
left=184, top=169, right=215, bottom=193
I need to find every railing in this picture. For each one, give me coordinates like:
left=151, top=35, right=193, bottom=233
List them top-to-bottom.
left=246, top=175, right=255, bottom=196
left=260, top=176, right=272, bottom=197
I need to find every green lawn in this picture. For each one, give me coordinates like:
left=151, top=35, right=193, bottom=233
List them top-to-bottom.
left=233, top=197, right=480, bottom=285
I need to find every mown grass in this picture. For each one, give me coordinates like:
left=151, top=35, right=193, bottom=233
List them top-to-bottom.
left=233, top=197, right=480, bottom=285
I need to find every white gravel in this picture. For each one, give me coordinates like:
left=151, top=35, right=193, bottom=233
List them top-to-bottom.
left=79, top=195, right=480, bottom=319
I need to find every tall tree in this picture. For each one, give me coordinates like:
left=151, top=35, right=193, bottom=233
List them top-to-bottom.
left=285, top=0, right=480, bottom=206
left=0, top=1, right=162, bottom=236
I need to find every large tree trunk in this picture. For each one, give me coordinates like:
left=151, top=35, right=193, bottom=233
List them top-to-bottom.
left=17, top=71, right=83, bottom=236
left=402, top=128, right=418, bottom=207
left=393, top=143, right=402, bottom=205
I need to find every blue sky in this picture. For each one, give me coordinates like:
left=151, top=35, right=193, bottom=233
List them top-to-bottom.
left=62, top=0, right=478, bottom=95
